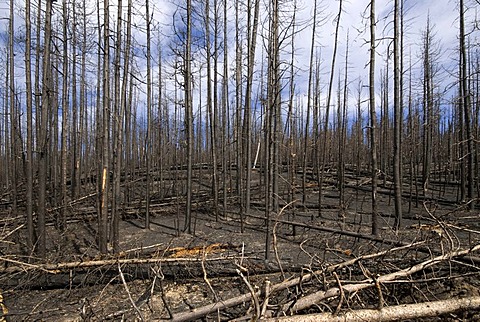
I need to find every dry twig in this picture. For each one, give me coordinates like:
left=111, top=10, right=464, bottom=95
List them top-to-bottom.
left=118, top=263, right=144, bottom=321
left=237, top=268, right=260, bottom=320
left=332, top=272, right=344, bottom=315
left=260, top=278, right=271, bottom=319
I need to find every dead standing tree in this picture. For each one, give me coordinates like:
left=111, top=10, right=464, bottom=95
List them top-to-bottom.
left=8, top=0, right=19, bottom=214
left=25, top=0, right=34, bottom=251
left=37, top=0, right=54, bottom=258
left=60, top=0, right=69, bottom=230
left=99, top=0, right=110, bottom=254
left=112, top=0, right=130, bottom=252
left=184, top=0, right=194, bottom=234
left=203, top=0, right=220, bottom=221
left=243, top=0, right=261, bottom=221
left=264, top=0, right=281, bottom=261
left=302, top=0, right=318, bottom=209
left=318, top=0, right=343, bottom=218
left=369, top=0, right=379, bottom=236
left=393, top=0, right=403, bottom=230
left=459, top=0, right=475, bottom=209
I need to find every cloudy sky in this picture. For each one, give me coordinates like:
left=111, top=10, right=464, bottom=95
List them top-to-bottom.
left=1, top=0, right=475, bottom=120
left=289, top=0, right=462, bottom=98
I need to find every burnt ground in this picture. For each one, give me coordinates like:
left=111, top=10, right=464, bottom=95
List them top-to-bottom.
left=1, top=169, right=480, bottom=321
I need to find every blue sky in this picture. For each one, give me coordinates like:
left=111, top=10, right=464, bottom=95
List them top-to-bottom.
left=0, top=0, right=476, bottom=124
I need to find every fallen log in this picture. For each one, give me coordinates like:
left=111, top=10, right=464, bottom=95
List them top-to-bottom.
left=0, top=243, right=240, bottom=274
left=0, top=256, right=236, bottom=274
left=265, top=296, right=480, bottom=322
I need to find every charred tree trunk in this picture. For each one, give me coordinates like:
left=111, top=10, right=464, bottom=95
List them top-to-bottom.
left=25, top=0, right=34, bottom=251
left=38, top=0, right=54, bottom=258
left=60, top=0, right=69, bottom=230
left=99, top=0, right=111, bottom=253
left=145, top=0, right=152, bottom=229
left=184, top=0, right=194, bottom=234
left=243, top=0, right=260, bottom=218
left=302, top=0, right=317, bottom=208
left=319, top=0, right=342, bottom=217
left=369, top=0, right=379, bottom=236
left=393, top=0, right=403, bottom=230
left=459, top=0, right=474, bottom=209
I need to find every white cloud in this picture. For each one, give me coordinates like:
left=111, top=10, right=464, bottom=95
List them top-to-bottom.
left=3, top=0, right=474, bottom=124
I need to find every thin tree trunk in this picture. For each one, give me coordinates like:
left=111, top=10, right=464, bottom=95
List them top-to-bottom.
left=8, top=0, right=18, bottom=212
left=25, top=0, right=34, bottom=251
left=34, top=0, right=42, bottom=144
left=38, top=0, right=53, bottom=258
left=60, top=0, right=69, bottom=230
left=78, top=0, right=87, bottom=199
left=95, top=0, right=103, bottom=248
left=99, top=0, right=111, bottom=253
left=112, top=0, right=130, bottom=252
left=145, top=0, right=152, bottom=228
left=184, top=0, right=193, bottom=234
left=205, top=0, right=219, bottom=221
left=212, top=0, right=220, bottom=220
left=222, top=0, right=229, bottom=218
left=235, top=0, right=244, bottom=231
left=243, top=0, right=260, bottom=216
left=264, top=0, right=280, bottom=261
left=287, top=0, right=297, bottom=235
left=302, top=0, right=317, bottom=208
left=319, top=0, right=343, bottom=217
left=369, top=0, right=379, bottom=236
left=393, top=0, right=403, bottom=229
left=459, top=0, right=474, bottom=209
left=71, top=1, right=79, bottom=200
left=422, top=19, right=433, bottom=197
left=338, top=32, right=349, bottom=211
left=157, top=45, right=165, bottom=201
left=407, top=51, right=414, bottom=213
left=380, top=67, right=389, bottom=188
left=1, top=76, right=8, bottom=200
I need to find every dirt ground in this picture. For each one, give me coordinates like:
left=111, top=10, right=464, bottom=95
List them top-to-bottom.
left=2, top=174, right=480, bottom=321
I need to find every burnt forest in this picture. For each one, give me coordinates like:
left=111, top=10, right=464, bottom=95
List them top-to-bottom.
left=1, top=0, right=480, bottom=321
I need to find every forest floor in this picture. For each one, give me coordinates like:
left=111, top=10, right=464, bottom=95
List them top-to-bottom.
left=1, top=169, right=480, bottom=321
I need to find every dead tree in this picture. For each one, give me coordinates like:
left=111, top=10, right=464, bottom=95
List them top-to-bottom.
left=25, top=0, right=34, bottom=250
left=37, top=0, right=54, bottom=258
left=60, top=0, right=69, bottom=230
left=99, top=0, right=111, bottom=253
left=145, top=0, right=152, bottom=229
left=184, top=0, right=194, bottom=234
left=319, top=0, right=343, bottom=217
left=369, top=0, right=379, bottom=236
left=393, top=0, right=403, bottom=230
left=459, top=0, right=474, bottom=208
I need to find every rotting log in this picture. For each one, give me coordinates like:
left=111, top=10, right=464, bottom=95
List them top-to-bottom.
left=264, top=296, right=480, bottom=322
